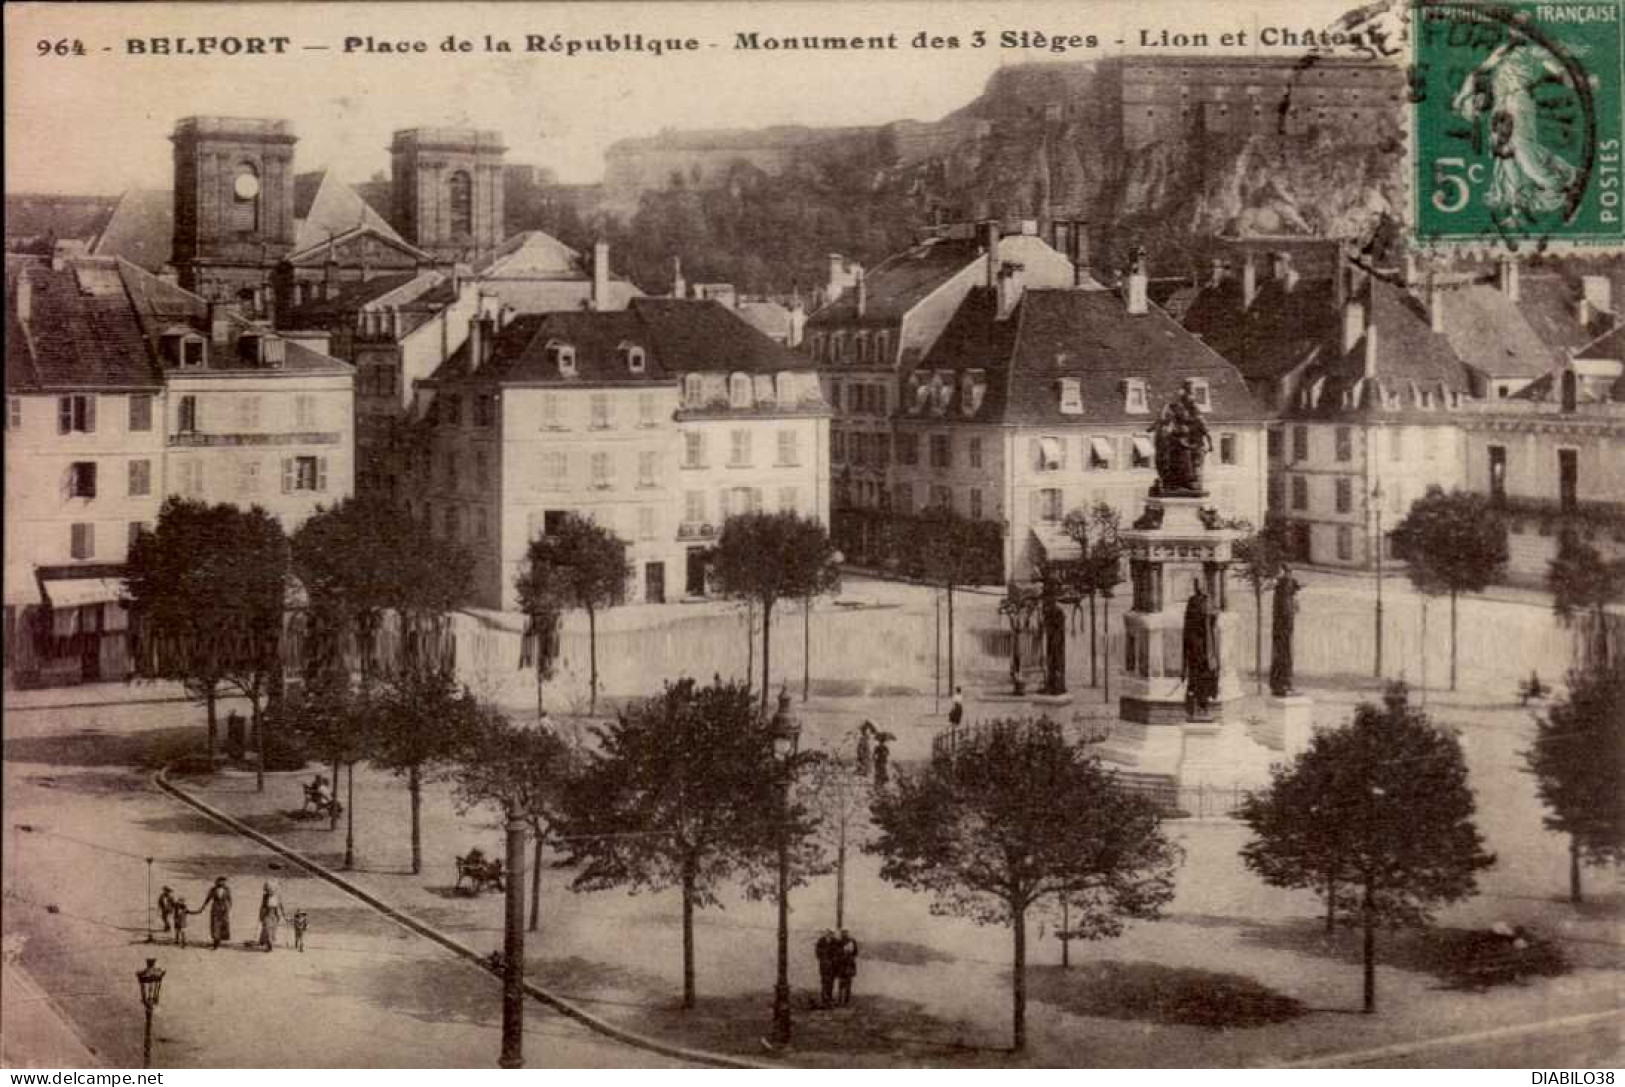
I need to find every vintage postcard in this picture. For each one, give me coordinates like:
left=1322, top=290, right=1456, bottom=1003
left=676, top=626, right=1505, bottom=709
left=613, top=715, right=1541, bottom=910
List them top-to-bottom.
left=4, top=0, right=1622, bottom=1073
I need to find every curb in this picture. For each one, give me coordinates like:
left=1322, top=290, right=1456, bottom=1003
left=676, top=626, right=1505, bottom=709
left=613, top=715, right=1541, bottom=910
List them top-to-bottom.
left=152, top=767, right=766, bottom=1070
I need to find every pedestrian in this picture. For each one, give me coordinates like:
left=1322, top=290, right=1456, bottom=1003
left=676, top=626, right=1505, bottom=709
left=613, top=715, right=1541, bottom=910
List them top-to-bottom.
left=948, top=687, right=964, bottom=726
left=855, top=723, right=872, bottom=777
left=872, top=736, right=890, bottom=789
left=198, top=877, right=232, bottom=950
left=258, top=882, right=285, bottom=952
left=156, top=885, right=177, bottom=934
left=170, top=894, right=191, bottom=948
left=292, top=910, right=309, bottom=953
left=835, top=928, right=860, bottom=1006
left=814, top=929, right=838, bottom=1008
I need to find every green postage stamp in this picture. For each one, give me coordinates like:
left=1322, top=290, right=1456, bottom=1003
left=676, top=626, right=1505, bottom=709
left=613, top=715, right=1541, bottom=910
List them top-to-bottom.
left=1413, top=0, right=1625, bottom=247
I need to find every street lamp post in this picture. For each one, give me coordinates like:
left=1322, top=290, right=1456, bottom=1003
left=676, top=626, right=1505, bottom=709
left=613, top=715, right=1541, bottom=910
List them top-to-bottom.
left=1371, top=482, right=1385, bottom=679
left=768, top=688, right=799, bottom=1050
left=499, top=811, right=527, bottom=1068
left=136, top=958, right=164, bottom=1069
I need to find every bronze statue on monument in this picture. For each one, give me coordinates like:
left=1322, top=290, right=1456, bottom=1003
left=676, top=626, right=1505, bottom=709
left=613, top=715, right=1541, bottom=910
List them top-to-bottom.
left=1149, top=379, right=1213, bottom=498
left=1182, top=579, right=1220, bottom=721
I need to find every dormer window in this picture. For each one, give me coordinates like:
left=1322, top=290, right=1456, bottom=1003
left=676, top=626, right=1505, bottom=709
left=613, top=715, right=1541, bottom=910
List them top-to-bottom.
left=161, top=330, right=206, bottom=370
left=855, top=331, right=869, bottom=364
left=874, top=331, right=891, bottom=365
left=830, top=332, right=846, bottom=363
left=546, top=340, right=577, bottom=378
left=618, top=342, right=646, bottom=374
left=775, top=371, right=796, bottom=404
left=683, top=373, right=704, bottom=406
left=729, top=373, right=753, bottom=409
left=909, top=377, right=928, bottom=414
left=1058, top=377, right=1083, bottom=414
left=1124, top=378, right=1148, bottom=414
left=1187, top=378, right=1211, bottom=411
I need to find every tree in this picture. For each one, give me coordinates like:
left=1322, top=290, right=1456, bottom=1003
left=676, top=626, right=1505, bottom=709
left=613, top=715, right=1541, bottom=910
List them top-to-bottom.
left=1390, top=487, right=1508, bottom=691
left=124, top=498, right=289, bottom=765
left=1058, top=503, right=1125, bottom=693
left=910, top=505, right=997, bottom=698
left=215, top=507, right=292, bottom=792
left=707, top=511, right=840, bottom=713
left=515, top=513, right=632, bottom=716
left=1231, top=515, right=1291, bottom=693
left=1547, top=530, right=1625, bottom=669
left=998, top=583, right=1040, bottom=695
left=1523, top=657, right=1625, bottom=904
left=370, top=665, right=482, bottom=875
left=276, top=677, right=373, bottom=863
left=555, top=677, right=793, bottom=1008
left=1239, top=683, right=1495, bottom=1013
left=451, top=706, right=578, bottom=931
left=868, top=718, right=1179, bottom=1052
left=799, top=739, right=871, bottom=930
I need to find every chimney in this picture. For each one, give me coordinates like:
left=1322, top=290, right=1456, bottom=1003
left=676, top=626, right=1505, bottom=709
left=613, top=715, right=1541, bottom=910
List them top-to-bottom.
left=1070, top=219, right=1091, bottom=286
left=983, top=220, right=999, bottom=290
left=592, top=239, right=610, bottom=311
left=1334, top=241, right=1349, bottom=310
left=1271, top=250, right=1288, bottom=282
left=1274, top=250, right=1299, bottom=292
left=1125, top=251, right=1149, bottom=316
left=1403, top=251, right=1419, bottom=286
left=1241, top=252, right=1258, bottom=311
left=826, top=254, right=846, bottom=303
left=672, top=255, right=686, bottom=299
left=1208, top=257, right=1226, bottom=289
left=1497, top=257, right=1521, bottom=302
left=323, top=258, right=338, bottom=301
left=997, top=261, right=1026, bottom=320
left=451, top=266, right=463, bottom=295
left=855, top=269, right=867, bottom=318
left=14, top=270, right=31, bottom=323
left=1428, top=273, right=1446, bottom=333
left=1581, top=274, right=1612, bottom=319
left=787, top=299, right=806, bottom=349
left=1342, top=299, right=1367, bottom=353
left=207, top=300, right=231, bottom=346
left=391, top=305, right=404, bottom=340
left=467, top=314, right=483, bottom=372
left=1363, top=317, right=1379, bottom=380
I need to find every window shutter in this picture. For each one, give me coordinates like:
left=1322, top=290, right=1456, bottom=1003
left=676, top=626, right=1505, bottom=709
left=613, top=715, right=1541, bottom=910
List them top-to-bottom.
left=84, top=396, right=96, bottom=433
left=58, top=397, right=71, bottom=435
left=317, top=456, right=329, bottom=492
left=281, top=458, right=294, bottom=494
left=86, top=462, right=97, bottom=497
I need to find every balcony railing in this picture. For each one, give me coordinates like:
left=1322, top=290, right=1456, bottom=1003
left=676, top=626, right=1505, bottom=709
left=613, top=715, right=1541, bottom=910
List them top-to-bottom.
left=168, top=430, right=342, bottom=448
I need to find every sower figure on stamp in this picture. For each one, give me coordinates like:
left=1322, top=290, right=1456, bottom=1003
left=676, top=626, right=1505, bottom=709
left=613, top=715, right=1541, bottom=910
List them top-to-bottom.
left=1270, top=565, right=1302, bottom=697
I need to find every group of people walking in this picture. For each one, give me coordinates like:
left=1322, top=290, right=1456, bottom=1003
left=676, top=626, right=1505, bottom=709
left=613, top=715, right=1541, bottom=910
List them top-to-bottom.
left=156, top=877, right=307, bottom=953
left=814, top=929, right=860, bottom=1008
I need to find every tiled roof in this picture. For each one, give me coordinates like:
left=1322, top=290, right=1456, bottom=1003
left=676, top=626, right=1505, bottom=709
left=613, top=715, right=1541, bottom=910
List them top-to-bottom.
left=291, top=171, right=402, bottom=253
left=90, top=189, right=174, bottom=271
left=4, top=194, right=118, bottom=242
left=477, top=230, right=582, bottom=279
left=809, top=237, right=984, bottom=326
left=6, top=259, right=161, bottom=391
left=278, top=273, right=420, bottom=326
left=1177, top=276, right=1337, bottom=381
left=1436, top=282, right=1569, bottom=379
left=905, top=285, right=1263, bottom=427
left=629, top=298, right=813, bottom=374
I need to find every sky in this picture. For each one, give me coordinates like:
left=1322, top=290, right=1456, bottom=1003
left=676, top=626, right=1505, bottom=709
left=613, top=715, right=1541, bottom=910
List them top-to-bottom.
left=6, top=0, right=1377, bottom=195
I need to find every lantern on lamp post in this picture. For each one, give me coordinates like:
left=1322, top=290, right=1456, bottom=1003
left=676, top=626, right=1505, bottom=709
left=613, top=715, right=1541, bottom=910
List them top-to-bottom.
left=768, top=687, right=800, bottom=1049
left=136, top=958, right=165, bottom=1069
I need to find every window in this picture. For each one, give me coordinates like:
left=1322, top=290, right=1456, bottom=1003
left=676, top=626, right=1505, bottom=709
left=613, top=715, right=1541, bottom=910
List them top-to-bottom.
left=447, top=171, right=473, bottom=237
left=875, top=331, right=890, bottom=364
left=830, top=332, right=846, bottom=363
left=855, top=332, right=869, bottom=364
left=181, top=337, right=205, bottom=370
left=547, top=341, right=577, bottom=377
left=620, top=343, right=647, bottom=374
left=683, top=374, right=704, bottom=406
left=730, top=374, right=753, bottom=408
left=1058, top=378, right=1082, bottom=414
left=1187, top=378, right=1211, bottom=411
left=1124, top=379, right=1147, bottom=414
left=638, top=392, right=657, bottom=427
left=591, top=393, right=611, bottom=429
left=57, top=394, right=96, bottom=434
left=128, top=395, right=152, bottom=433
left=237, top=395, right=261, bottom=430
left=295, top=395, right=316, bottom=429
left=474, top=395, right=495, bottom=428
left=177, top=396, right=198, bottom=435
left=1292, top=425, right=1308, bottom=462
left=1335, top=426, right=1353, bottom=462
left=1267, top=428, right=1281, bottom=458
left=729, top=429, right=752, bottom=467
left=776, top=429, right=799, bottom=466
left=832, top=430, right=846, bottom=464
left=684, top=432, right=706, bottom=468
left=851, top=433, right=868, bottom=467
left=897, top=433, right=919, bottom=466
left=1219, top=433, right=1238, bottom=465
left=876, top=434, right=891, bottom=467
left=929, top=434, right=951, bottom=469
left=1131, top=435, right=1154, bottom=469
left=1088, top=436, right=1113, bottom=470
left=968, top=437, right=983, bottom=469
left=1036, top=437, right=1065, bottom=471
left=1559, top=448, right=1578, bottom=511
left=475, top=450, right=490, bottom=491
left=638, top=450, right=658, bottom=488
left=446, top=452, right=460, bottom=492
left=542, top=452, right=567, bottom=490
left=591, top=452, right=614, bottom=489
left=283, top=455, right=327, bottom=493
left=128, top=459, right=151, bottom=497
left=175, top=459, right=204, bottom=497
left=236, top=460, right=260, bottom=496
left=69, top=461, right=97, bottom=499
left=1291, top=475, right=1308, bottom=510
left=1335, top=477, right=1353, bottom=513
left=894, top=482, right=914, bottom=514
left=928, top=484, right=951, bottom=510
left=778, top=487, right=799, bottom=513
left=969, top=487, right=984, bottom=520
left=1036, top=488, right=1063, bottom=522
left=684, top=491, right=706, bottom=524
left=446, top=506, right=461, bottom=540
left=476, top=507, right=489, bottom=541
left=638, top=507, right=656, bottom=540
left=128, top=521, right=150, bottom=551
left=70, top=522, right=94, bottom=560
left=1336, top=525, right=1354, bottom=561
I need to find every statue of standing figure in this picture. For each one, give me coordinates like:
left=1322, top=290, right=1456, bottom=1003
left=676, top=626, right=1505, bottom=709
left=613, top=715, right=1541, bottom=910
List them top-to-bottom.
left=1150, top=379, right=1213, bottom=497
left=1269, top=566, right=1301, bottom=697
left=1040, top=575, right=1067, bottom=696
left=1182, top=579, right=1220, bottom=720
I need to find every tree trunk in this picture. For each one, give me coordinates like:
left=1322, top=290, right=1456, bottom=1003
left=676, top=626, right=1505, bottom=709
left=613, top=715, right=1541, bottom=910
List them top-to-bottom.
left=946, top=584, right=956, bottom=697
left=1255, top=585, right=1264, bottom=694
left=1449, top=591, right=1459, bottom=692
left=1088, top=595, right=1098, bottom=688
left=1102, top=597, right=1111, bottom=704
left=1420, top=598, right=1429, bottom=700
left=761, top=599, right=774, bottom=715
left=745, top=603, right=755, bottom=695
left=587, top=607, right=599, bottom=716
left=535, top=657, right=545, bottom=720
left=205, top=688, right=218, bottom=763
left=252, top=696, right=265, bottom=793
left=330, top=757, right=341, bottom=832
left=344, top=762, right=356, bottom=870
left=409, top=764, right=423, bottom=875
left=835, top=819, right=847, bottom=930
left=530, top=834, right=544, bottom=932
left=1570, top=836, right=1584, bottom=905
left=681, top=858, right=697, bottom=1009
left=1325, top=870, right=1337, bottom=934
left=1362, top=879, right=1377, bottom=1014
left=1061, top=899, right=1071, bottom=968
left=1011, top=902, right=1028, bottom=1052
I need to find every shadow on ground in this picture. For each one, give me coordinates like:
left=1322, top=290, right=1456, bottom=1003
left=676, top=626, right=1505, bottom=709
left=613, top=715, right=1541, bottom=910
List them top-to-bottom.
left=4, top=726, right=204, bottom=769
left=865, top=939, right=956, bottom=967
left=305, top=952, right=502, bottom=1030
left=531, top=954, right=672, bottom=1010
left=1026, top=960, right=1306, bottom=1029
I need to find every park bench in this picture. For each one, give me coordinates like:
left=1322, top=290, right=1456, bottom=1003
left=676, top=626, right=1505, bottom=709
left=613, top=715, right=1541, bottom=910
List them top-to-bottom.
left=454, top=851, right=506, bottom=895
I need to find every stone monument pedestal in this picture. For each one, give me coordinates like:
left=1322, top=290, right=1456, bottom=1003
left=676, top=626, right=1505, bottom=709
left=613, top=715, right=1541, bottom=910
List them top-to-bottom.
left=1270, top=694, right=1317, bottom=758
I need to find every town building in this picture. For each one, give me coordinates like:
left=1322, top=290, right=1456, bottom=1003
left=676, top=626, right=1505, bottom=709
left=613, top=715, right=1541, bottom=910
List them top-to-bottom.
left=389, top=128, right=507, bottom=265
left=806, top=220, right=1081, bottom=561
left=476, top=232, right=641, bottom=316
left=4, top=254, right=354, bottom=687
left=888, top=257, right=1267, bottom=582
left=403, top=287, right=828, bottom=611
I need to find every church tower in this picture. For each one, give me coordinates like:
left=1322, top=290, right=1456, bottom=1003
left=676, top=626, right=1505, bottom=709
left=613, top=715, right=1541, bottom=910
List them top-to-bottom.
left=170, top=116, right=298, bottom=301
left=389, top=127, right=506, bottom=264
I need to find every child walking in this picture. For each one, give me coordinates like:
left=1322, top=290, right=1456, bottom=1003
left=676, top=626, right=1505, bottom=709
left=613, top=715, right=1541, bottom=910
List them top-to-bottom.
left=292, top=910, right=309, bottom=953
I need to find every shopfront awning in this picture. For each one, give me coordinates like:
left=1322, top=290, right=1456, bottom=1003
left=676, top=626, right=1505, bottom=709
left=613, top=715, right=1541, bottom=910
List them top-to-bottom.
left=40, top=577, right=125, bottom=610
